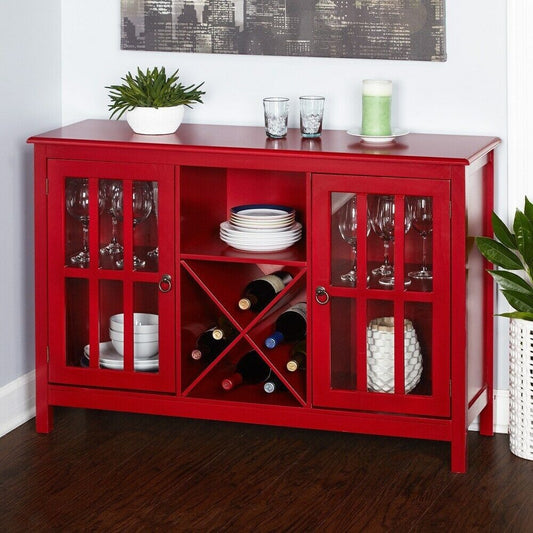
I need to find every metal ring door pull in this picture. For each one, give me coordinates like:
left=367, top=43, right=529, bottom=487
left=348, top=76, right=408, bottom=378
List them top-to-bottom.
left=158, top=274, right=172, bottom=293
left=315, top=286, right=330, bottom=305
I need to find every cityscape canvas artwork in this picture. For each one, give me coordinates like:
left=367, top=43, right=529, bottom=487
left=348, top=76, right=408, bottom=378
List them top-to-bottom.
left=121, top=1, right=446, bottom=62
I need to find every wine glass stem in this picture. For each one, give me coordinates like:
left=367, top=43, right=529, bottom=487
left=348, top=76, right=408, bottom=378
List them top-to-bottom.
left=111, top=216, right=118, bottom=244
left=82, top=223, right=89, bottom=253
left=421, top=235, right=428, bottom=272
left=383, top=239, right=391, bottom=266
left=351, top=244, right=357, bottom=274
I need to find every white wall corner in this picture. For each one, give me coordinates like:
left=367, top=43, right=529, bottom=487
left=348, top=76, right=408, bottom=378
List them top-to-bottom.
left=0, top=371, right=36, bottom=438
left=469, top=389, right=509, bottom=434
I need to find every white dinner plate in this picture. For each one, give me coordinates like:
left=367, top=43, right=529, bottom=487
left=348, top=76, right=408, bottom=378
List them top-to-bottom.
left=84, top=341, right=159, bottom=371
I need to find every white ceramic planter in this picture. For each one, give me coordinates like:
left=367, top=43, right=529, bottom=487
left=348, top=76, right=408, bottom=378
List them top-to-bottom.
left=126, top=105, right=184, bottom=135
left=508, top=317, right=533, bottom=460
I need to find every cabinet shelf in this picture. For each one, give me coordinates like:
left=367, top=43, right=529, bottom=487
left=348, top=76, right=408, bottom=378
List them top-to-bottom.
left=29, top=121, right=499, bottom=472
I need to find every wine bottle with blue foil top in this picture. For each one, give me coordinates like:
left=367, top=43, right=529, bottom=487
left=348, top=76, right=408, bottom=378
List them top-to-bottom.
left=264, top=302, right=307, bottom=349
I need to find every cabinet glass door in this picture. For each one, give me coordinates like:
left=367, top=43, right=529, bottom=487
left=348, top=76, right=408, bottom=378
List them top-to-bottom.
left=47, top=160, right=175, bottom=392
left=312, top=174, right=450, bottom=416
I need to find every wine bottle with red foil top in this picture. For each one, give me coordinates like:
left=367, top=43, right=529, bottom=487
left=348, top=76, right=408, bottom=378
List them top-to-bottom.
left=238, top=270, right=293, bottom=312
left=264, top=302, right=307, bottom=349
left=191, top=327, right=229, bottom=364
left=286, top=340, right=306, bottom=372
left=221, top=351, right=271, bottom=391
left=263, top=372, right=287, bottom=394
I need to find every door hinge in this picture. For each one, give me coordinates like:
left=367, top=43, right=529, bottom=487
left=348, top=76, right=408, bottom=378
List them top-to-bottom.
left=45, top=178, right=49, bottom=195
left=46, top=346, right=50, bottom=363
left=449, top=379, right=452, bottom=396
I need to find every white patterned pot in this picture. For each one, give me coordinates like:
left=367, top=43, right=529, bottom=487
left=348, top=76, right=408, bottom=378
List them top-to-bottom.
left=126, top=105, right=184, bottom=135
left=366, top=316, right=422, bottom=393
left=508, top=318, right=533, bottom=460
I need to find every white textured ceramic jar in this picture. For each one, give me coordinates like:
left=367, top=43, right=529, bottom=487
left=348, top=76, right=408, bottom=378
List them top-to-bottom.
left=126, top=105, right=184, bottom=135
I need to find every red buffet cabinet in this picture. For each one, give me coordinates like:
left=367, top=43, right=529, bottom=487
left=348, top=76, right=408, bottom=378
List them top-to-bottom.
left=29, top=120, right=500, bottom=472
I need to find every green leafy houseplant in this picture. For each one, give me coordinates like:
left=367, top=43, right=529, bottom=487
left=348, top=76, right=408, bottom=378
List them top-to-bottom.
left=107, top=66, right=205, bottom=120
left=476, top=197, right=533, bottom=320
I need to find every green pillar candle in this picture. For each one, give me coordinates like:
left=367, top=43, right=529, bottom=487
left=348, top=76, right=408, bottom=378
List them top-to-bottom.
left=361, top=79, right=392, bottom=136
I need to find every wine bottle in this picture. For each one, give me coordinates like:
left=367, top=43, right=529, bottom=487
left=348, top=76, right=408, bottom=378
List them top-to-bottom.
left=238, top=270, right=293, bottom=312
left=264, top=302, right=307, bottom=349
left=212, top=315, right=238, bottom=341
left=191, top=327, right=228, bottom=363
left=286, top=340, right=306, bottom=372
left=221, top=351, right=271, bottom=391
left=263, top=373, right=287, bottom=394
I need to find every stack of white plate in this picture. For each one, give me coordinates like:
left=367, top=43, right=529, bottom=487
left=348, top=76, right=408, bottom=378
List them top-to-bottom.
left=220, top=204, right=302, bottom=252
left=83, top=341, right=159, bottom=371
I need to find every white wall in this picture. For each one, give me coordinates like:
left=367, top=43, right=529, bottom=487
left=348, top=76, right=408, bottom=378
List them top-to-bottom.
left=61, top=0, right=509, bottom=389
left=0, top=1, right=62, bottom=387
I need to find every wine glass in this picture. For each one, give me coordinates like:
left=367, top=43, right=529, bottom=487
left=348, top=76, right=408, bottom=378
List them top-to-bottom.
left=65, top=179, right=104, bottom=268
left=99, top=181, right=124, bottom=257
left=112, top=181, right=153, bottom=270
left=147, top=182, right=159, bottom=259
left=338, top=195, right=358, bottom=284
left=370, top=195, right=394, bottom=277
left=371, top=195, right=412, bottom=287
left=408, top=196, right=433, bottom=279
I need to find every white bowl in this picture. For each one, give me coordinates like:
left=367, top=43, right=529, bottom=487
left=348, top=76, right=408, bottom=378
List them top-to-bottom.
left=110, top=313, right=159, bottom=334
left=109, top=328, right=158, bottom=343
left=111, top=338, right=159, bottom=359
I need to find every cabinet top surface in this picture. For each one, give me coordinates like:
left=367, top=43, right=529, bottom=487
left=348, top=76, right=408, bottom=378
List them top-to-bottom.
left=29, top=120, right=500, bottom=165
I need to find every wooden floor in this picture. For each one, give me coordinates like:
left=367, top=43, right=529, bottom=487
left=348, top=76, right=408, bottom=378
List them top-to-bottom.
left=1, top=408, right=531, bottom=532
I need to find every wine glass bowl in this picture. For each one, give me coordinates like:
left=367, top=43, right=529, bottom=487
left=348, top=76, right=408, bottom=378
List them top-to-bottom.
left=407, top=196, right=433, bottom=280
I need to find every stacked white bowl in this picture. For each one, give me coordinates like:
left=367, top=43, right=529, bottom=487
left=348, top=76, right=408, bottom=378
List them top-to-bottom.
left=109, top=313, right=159, bottom=358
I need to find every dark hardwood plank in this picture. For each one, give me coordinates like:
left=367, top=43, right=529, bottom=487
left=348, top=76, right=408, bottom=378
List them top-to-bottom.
left=0, top=408, right=531, bottom=532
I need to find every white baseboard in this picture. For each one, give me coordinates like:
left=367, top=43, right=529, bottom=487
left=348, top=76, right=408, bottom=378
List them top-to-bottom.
left=0, top=370, right=36, bottom=438
left=0, top=372, right=509, bottom=437
left=469, top=389, right=509, bottom=434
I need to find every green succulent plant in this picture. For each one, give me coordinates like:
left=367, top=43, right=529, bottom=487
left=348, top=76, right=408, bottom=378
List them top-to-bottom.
left=107, top=66, right=205, bottom=119
left=476, top=197, right=533, bottom=320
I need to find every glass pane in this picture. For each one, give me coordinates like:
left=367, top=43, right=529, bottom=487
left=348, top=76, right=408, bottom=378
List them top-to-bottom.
left=65, top=177, right=92, bottom=268
left=99, top=180, right=124, bottom=270
left=132, top=180, right=155, bottom=272
left=331, top=192, right=358, bottom=287
left=367, top=194, right=410, bottom=290
left=405, top=195, right=434, bottom=292
left=65, top=278, right=89, bottom=368
left=132, top=282, right=159, bottom=373
left=330, top=296, right=357, bottom=390
left=366, top=299, right=395, bottom=392
left=405, top=301, right=433, bottom=396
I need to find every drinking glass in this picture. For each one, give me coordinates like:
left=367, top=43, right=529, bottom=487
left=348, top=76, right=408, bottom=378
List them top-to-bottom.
left=263, top=97, right=289, bottom=138
left=65, top=179, right=103, bottom=268
left=99, top=181, right=124, bottom=257
left=112, top=181, right=153, bottom=270
left=147, top=182, right=159, bottom=259
left=338, top=195, right=358, bottom=284
left=371, top=195, right=411, bottom=286
left=408, top=196, right=433, bottom=279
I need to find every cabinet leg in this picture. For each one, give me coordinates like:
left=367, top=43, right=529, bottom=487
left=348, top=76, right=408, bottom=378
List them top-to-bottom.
left=479, top=395, right=494, bottom=436
left=35, top=403, right=53, bottom=433
left=450, top=432, right=467, bottom=473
